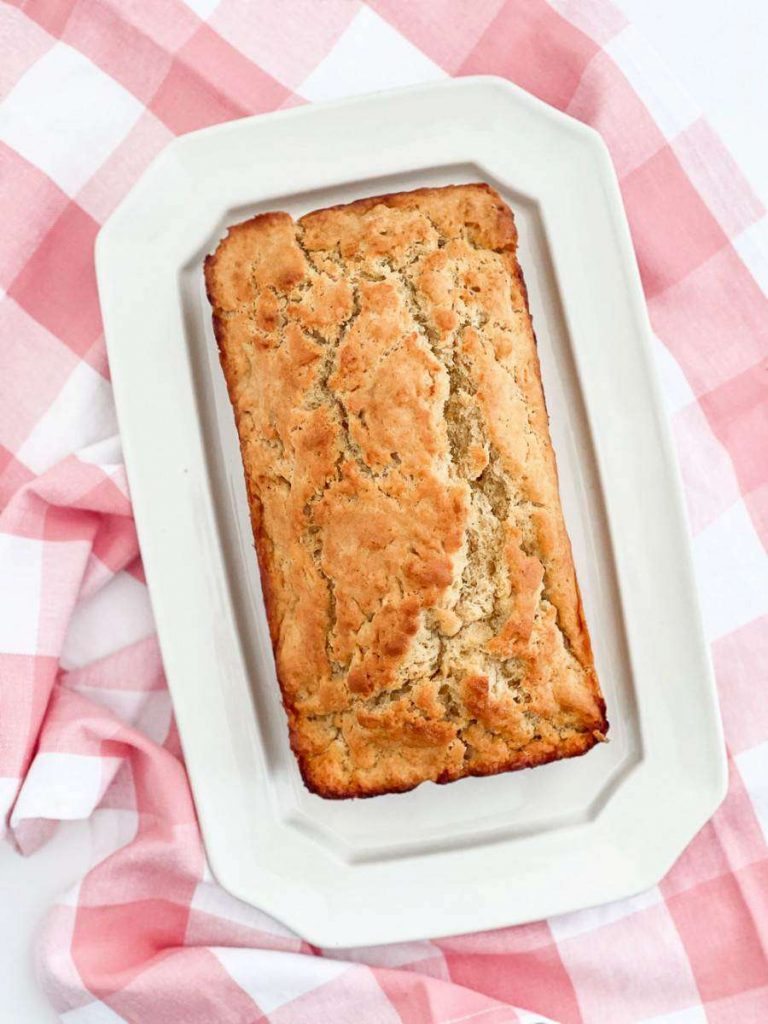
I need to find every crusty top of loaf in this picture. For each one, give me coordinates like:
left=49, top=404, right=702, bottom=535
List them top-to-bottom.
left=205, top=184, right=607, bottom=797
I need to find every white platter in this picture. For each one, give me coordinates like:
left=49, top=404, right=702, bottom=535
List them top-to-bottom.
left=96, top=77, right=726, bottom=947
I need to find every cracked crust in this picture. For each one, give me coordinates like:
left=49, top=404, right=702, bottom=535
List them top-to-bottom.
left=205, top=184, right=608, bottom=799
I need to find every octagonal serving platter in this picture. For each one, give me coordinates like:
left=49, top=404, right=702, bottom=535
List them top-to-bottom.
left=95, top=77, right=726, bottom=946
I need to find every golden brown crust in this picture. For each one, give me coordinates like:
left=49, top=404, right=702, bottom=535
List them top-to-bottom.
left=205, top=184, right=608, bottom=799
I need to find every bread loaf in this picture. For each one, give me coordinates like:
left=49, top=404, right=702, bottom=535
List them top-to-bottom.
left=205, top=184, right=607, bottom=798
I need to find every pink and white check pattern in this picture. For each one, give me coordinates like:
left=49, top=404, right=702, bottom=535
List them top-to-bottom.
left=1, top=1, right=767, bottom=1021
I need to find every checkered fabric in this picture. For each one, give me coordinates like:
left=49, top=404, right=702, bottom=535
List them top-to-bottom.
left=1, top=1, right=767, bottom=1021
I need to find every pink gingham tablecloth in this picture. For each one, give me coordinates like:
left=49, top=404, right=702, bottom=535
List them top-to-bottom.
left=2, top=1, right=767, bottom=1021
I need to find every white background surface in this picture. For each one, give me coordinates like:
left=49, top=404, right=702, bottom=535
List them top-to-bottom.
left=2, top=2, right=766, bottom=1020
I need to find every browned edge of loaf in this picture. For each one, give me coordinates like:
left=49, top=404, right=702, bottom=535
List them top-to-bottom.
left=204, top=183, right=608, bottom=799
